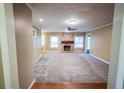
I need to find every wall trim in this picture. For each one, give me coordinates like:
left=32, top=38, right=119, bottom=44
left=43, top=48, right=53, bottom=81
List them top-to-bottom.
left=0, top=3, right=20, bottom=88
left=26, top=3, right=33, bottom=10
left=42, top=23, right=112, bottom=33
left=89, top=23, right=113, bottom=32
left=32, top=25, right=41, bottom=30
left=44, top=51, right=86, bottom=53
left=47, top=51, right=61, bottom=53
left=74, top=51, right=85, bottom=53
left=33, top=54, right=42, bottom=64
left=89, top=54, right=109, bottom=64
left=28, top=79, right=36, bottom=89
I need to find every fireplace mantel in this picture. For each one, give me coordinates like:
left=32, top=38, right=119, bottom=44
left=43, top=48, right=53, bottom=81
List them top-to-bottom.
left=61, top=41, right=74, bottom=44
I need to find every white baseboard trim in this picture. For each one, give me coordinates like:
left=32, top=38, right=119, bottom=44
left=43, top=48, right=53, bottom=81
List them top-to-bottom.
left=45, top=51, right=85, bottom=53
left=47, top=51, right=61, bottom=53
left=74, top=51, right=85, bottom=53
left=33, top=54, right=42, bottom=64
left=89, top=54, right=109, bottom=64
left=28, top=79, right=36, bottom=89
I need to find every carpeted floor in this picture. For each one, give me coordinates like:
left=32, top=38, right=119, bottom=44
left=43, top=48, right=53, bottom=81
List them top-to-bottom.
left=34, top=52, right=108, bottom=83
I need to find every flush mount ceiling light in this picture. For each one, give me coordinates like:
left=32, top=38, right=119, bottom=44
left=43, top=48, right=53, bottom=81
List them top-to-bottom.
left=39, top=18, right=44, bottom=22
left=66, top=18, right=80, bottom=25
left=69, top=20, right=77, bottom=25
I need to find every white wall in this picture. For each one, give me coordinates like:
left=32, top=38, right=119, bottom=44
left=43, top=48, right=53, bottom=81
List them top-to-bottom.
left=0, top=3, right=19, bottom=89
left=108, top=4, right=124, bottom=89
left=115, top=7, right=124, bottom=89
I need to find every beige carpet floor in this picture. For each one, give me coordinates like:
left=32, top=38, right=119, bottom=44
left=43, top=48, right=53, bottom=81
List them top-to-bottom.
left=34, top=52, right=108, bottom=83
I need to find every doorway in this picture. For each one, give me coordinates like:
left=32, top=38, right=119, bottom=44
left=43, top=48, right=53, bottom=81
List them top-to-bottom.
left=86, top=34, right=91, bottom=54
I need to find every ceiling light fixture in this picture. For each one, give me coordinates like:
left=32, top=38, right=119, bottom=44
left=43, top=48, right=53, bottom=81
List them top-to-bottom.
left=40, top=18, right=44, bottom=22
left=66, top=18, right=80, bottom=25
left=69, top=20, right=77, bottom=25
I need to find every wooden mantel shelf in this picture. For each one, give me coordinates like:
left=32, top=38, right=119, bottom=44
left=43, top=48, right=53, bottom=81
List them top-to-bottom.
left=61, top=41, right=74, bottom=44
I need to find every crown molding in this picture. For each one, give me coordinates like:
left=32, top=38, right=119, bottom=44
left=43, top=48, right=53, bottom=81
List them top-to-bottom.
left=26, top=3, right=33, bottom=10
left=41, top=23, right=113, bottom=33
left=89, top=23, right=113, bottom=32
left=32, top=25, right=42, bottom=30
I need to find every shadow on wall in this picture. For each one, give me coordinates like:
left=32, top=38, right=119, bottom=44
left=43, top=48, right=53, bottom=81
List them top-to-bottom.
left=0, top=47, right=4, bottom=89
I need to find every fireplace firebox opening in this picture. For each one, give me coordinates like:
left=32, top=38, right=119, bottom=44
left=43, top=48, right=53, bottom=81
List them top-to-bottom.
left=64, top=46, right=71, bottom=51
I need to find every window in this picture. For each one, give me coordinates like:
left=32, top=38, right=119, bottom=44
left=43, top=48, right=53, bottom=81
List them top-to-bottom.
left=41, top=34, right=45, bottom=46
left=87, top=35, right=91, bottom=49
left=50, top=36, right=59, bottom=48
left=74, top=36, right=84, bottom=48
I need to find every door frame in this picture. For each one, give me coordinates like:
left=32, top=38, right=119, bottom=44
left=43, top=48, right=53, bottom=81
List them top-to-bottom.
left=0, top=3, right=20, bottom=89
left=107, top=3, right=124, bottom=89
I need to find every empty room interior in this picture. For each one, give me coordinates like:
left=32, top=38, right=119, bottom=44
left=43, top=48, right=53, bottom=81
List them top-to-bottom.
left=0, top=3, right=124, bottom=89
left=31, top=3, right=113, bottom=89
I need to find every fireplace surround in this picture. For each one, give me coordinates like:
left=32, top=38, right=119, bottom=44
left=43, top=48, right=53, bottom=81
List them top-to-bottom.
left=61, top=41, right=74, bottom=52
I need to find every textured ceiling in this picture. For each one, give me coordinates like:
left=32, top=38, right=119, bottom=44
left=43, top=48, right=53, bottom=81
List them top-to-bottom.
left=30, top=3, right=114, bottom=32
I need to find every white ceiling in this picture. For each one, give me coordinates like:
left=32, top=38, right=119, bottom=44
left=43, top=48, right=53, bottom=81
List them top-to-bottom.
left=29, top=3, right=114, bottom=32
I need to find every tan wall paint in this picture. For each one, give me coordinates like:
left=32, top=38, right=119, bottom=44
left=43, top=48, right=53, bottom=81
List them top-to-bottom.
left=13, top=4, right=34, bottom=88
left=90, top=25, right=112, bottom=62
left=33, top=27, right=42, bottom=61
left=42, top=32, right=85, bottom=52
left=0, top=47, right=4, bottom=88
